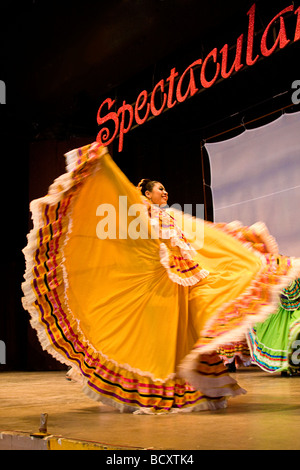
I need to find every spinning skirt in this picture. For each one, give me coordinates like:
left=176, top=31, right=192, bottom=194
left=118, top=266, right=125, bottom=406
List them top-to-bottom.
left=22, top=143, right=300, bottom=413
left=248, top=280, right=300, bottom=372
left=217, top=340, right=252, bottom=367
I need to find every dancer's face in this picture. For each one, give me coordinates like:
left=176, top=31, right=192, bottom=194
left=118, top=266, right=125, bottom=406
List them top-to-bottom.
left=146, top=182, right=168, bottom=206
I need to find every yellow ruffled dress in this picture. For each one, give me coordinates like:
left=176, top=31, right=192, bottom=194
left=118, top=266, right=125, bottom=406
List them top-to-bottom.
left=22, top=143, right=300, bottom=413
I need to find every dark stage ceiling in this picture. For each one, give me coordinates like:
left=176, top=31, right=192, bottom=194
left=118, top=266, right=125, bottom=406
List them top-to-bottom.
left=2, top=0, right=249, bottom=106
left=3, top=0, right=298, bottom=140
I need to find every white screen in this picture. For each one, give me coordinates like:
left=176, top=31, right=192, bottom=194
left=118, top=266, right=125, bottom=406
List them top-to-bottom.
left=206, top=111, right=300, bottom=257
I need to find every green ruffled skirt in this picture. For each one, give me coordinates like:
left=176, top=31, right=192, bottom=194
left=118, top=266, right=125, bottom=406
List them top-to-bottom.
left=247, top=280, right=300, bottom=373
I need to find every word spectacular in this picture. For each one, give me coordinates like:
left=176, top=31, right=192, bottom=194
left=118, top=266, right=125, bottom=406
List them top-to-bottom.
left=96, top=3, right=300, bottom=152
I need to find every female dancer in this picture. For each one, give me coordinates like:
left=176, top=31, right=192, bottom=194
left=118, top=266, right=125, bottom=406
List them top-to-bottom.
left=22, top=143, right=300, bottom=413
left=247, top=279, right=300, bottom=376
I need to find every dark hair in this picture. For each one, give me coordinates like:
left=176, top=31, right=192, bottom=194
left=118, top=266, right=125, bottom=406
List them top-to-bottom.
left=137, top=179, right=159, bottom=196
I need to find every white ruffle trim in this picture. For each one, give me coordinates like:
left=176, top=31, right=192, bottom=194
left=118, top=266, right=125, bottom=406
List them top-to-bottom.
left=64, top=142, right=108, bottom=173
left=224, top=220, right=279, bottom=255
left=159, top=243, right=209, bottom=287
left=64, top=373, right=230, bottom=414
left=81, top=381, right=228, bottom=414
left=132, top=398, right=228, bottom=414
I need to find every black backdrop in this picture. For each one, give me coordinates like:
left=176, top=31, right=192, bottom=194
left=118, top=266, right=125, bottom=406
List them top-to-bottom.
left=0, top=0, right=299, bottom=371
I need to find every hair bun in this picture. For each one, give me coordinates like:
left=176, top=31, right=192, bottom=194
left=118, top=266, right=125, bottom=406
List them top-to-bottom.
left=137, top=178, right=159, bottom=197
left=137, top=179, right=151, bottom=194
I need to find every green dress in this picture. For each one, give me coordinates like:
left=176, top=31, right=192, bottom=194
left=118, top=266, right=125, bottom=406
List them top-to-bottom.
left=247, top=279, right=300, bottom=373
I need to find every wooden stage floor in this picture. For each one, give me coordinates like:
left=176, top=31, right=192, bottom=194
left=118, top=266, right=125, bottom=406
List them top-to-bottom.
left=1, top=367, right=300, bottom=450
